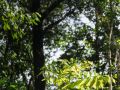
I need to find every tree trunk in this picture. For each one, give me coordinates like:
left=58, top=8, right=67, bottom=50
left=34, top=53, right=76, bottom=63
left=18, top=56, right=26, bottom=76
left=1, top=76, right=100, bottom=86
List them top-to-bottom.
left=31, top=0, right=45, bottom=90
left=108, top=0, right=113, bottom=90
left=32, top=25, right=45, bottom=90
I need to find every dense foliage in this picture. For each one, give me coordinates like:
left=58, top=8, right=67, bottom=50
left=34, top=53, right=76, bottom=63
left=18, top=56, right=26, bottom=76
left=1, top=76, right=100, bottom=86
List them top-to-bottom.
left=0, top=0, right=120, bottom=90
left=45, top=59, right=115, bottom=90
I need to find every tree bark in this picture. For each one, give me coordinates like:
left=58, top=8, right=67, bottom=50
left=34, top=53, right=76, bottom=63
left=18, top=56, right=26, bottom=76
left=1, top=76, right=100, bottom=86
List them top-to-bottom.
left=31, top=0, right=45, bottom=90
left=108, top=0, right=113, bottom=90
left=32, top=25, right=45, bottom=90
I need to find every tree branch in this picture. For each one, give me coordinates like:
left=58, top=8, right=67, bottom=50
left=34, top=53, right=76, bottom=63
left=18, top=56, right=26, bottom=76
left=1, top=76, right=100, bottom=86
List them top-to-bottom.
left=41, top=0, right=65, bottom=21
left=44, top=9, right=75, bottom=34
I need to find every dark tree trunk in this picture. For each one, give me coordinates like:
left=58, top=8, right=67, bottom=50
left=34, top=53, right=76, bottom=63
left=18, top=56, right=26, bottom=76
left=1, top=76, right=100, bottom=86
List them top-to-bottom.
left=30, top=0, right=66, bottom=89
left=31, top=0, right=45, bottom=90
left=32, top=25, right=45, bottom=90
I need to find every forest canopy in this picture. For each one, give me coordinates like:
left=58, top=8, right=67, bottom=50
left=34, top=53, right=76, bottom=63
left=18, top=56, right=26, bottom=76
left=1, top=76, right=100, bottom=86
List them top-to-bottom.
left=0, top=0, right=120, bottom=90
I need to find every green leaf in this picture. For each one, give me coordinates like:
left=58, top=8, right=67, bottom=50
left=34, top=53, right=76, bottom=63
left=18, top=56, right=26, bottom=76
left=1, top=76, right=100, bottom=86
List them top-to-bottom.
left=35, top=12, right=41, bottom=18
left=3, top=23, right=10, bottom=30
left=14, top=23, right=18, bottom=30
left=12, top=33, right=18, bottom=39
left=105, top=75, right=111, bottom=84
left=92, top=76, right=97, bottom=89
left=112, top=77, right=116, bottom=83
left=86, top=78, right=93, bottom=87
left=0, top=79, right=6, bottom=86
left=69, top=79, right=82, bottom=89
left=77, top=79, right=88, bottom=88
left=99, top=80, right=104, bottom=88
left=9, top=84, right=17, bottom=90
